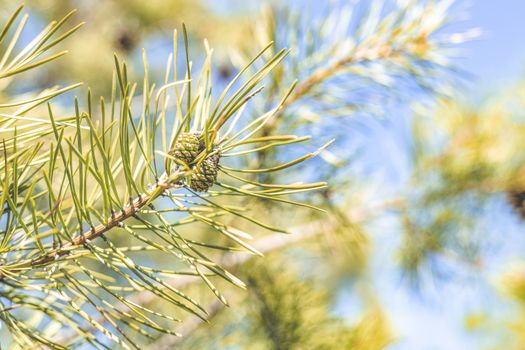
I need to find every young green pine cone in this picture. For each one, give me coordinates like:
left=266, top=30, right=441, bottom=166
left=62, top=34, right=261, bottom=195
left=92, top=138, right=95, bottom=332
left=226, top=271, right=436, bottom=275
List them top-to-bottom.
left=168, top=132, right=204, bottom=166
left=189, top=153, right=220, bottom=192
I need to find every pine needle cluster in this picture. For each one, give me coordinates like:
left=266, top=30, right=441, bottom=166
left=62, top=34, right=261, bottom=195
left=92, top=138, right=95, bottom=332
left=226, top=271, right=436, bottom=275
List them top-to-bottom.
left=0, top=5, right=327, bottom=348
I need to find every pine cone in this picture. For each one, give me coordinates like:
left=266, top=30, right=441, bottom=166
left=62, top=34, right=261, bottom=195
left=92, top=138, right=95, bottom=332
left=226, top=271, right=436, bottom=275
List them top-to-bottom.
left=168, top=132, right=204, bottom=166
left=189, top=153, right=220, bottom=192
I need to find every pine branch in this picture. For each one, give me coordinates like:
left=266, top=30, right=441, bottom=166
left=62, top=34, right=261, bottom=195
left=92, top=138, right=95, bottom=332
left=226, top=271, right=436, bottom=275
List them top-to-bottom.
left=239, top=1, right=477, bottom=144
left=0, top=12, right=328, bottom=345
left=263, top=40, right=398, bottom=135
left=0, top=176, right=178, bottom=279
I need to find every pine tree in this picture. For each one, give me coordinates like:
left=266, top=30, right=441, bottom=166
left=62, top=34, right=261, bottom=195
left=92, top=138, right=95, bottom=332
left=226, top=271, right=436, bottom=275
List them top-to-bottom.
left=0, top=1, right=495, bottom=349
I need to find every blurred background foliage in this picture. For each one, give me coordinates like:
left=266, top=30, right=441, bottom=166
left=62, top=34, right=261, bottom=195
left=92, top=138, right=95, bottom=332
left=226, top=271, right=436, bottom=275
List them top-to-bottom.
left=0, top=0, right=262, bottom=94
left=1, top=0, right=525, bottom=349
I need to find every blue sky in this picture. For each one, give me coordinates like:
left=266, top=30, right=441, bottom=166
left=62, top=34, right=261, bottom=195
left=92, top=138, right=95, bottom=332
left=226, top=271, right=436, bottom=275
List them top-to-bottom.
left=460, top=0, right=525, bottom=94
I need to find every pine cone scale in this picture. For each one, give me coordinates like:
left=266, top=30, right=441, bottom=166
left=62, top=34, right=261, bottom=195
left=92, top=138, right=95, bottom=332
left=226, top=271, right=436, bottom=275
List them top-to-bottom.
left=168, top=132, right=205, bottom=166
left=190, top=153, right=220, bottom=192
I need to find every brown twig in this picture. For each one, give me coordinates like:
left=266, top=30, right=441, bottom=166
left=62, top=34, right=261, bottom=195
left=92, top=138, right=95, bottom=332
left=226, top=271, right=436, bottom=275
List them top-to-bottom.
left=0, top=180, right=172, bottom=280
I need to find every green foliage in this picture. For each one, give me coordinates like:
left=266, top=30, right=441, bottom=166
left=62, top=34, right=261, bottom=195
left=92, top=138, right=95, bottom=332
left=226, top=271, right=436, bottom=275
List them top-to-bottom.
left=2, top=0, right=256, bottom=93
left=0, top=5, right=328, bottom=348
left=176, top=259, right=394, bottom=350
left=245, top=263, right=393, bottom=350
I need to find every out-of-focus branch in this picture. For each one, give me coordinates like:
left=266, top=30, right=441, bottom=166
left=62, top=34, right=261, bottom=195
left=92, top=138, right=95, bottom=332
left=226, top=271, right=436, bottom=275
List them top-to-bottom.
left=262, top=38, right=401, bottom=139
left=282, top=45, right=395, bottom=112
left=144, top=198, right=403, bottom=349
left=148, top=198, right=401, bottom=300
